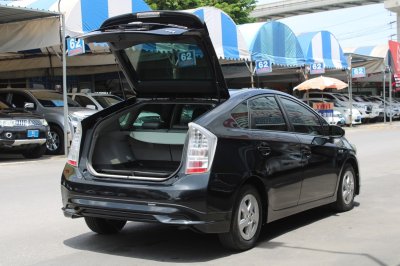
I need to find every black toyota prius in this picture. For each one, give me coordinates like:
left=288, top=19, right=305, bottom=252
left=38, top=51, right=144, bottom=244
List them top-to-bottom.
left=61, top=11, right=360, bottom=251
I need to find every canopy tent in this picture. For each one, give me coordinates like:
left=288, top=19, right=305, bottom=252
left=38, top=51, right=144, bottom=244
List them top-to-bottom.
left=0, top=0, right=151, bottom=37
left=0, top=3, right=60, bottom=52
left=188, top=6, right=250, bottom=61
left=238, top=21, right=305, bottom=67
left=297, top=31, right=347, bottom=70
left=343, top=44, right=389, bottom=82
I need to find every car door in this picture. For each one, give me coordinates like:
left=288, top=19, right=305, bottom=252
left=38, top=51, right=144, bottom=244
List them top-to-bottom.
left=230, top=95, right=303, bottom=210
left=279, top=96, right=339, bottom=204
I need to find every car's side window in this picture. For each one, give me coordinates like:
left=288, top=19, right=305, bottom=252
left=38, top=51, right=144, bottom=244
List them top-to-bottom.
left=11, top=93, right=33, bottom=108
left=74, top=95, right=96, bottom=109
left=230, top=96, right=287, bottom=131
left=249, top=96, right=287, bottom=131
left=280, top=97, right=324, bottom=135
left=230, top=101, right=249, bottom=128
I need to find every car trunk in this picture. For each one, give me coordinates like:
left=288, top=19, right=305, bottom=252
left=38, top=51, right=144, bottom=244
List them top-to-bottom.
left=89, top=101, right=215, bottom=179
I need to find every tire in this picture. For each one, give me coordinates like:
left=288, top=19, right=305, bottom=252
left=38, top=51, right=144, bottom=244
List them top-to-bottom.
left=46, top=125, right=64, bottom=155
left=22, top=144, right=46, bottom=159
left=333, top=164, right=356, bottom=212
left=218, top=185, right=263, bottom=251
left=84, top=217, right=127, bottom=234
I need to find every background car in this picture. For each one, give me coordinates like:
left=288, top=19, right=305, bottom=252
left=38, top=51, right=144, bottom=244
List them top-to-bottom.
left=62, top=11, right=360, bottom=251
left=0, top=89, right=96, bottom=155
left=68, top=92, right=123, bottom=111
left=0, top=99, right=49, bottom=158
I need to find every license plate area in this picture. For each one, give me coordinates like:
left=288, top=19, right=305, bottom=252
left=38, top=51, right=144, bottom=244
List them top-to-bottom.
left=27, top=130, right=39, bottom=138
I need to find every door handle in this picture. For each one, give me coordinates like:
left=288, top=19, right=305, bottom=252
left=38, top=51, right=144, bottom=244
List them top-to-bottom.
left=257, top=143, right=271, bottom=156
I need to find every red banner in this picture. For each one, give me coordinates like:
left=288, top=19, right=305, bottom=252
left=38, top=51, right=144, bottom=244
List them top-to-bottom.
left=389, top=40, right=400, bottom=76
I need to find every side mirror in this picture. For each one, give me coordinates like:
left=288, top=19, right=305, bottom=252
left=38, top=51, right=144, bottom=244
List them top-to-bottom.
left=24, top=102, right=35, bottom=109
left=86, top=104, right=97, bottom=110
left=329, top=125, right=345, bottom=138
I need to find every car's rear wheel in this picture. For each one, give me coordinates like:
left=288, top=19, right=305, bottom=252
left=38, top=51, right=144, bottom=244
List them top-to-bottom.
left=46, top=125, right=64, bottom=155
left=22, top=144, right=46, bottom=159
left=333, top=164, right=356, bottom=212
left=218, top=185, right=262, bottom=251
left=84, top=217, right=127, bottom=234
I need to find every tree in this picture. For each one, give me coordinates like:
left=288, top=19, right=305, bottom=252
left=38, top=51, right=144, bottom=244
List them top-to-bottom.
left=144, top=0, right=256, bottom=24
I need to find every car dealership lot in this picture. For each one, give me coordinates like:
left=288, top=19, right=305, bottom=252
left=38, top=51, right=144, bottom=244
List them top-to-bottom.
left=1, top=122, right=400, bottom=266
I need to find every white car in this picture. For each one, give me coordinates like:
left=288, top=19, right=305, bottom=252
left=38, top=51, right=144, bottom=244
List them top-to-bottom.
left=68, top=93, right=123, bottom=111
left=303, top=99, right=361, bottom=125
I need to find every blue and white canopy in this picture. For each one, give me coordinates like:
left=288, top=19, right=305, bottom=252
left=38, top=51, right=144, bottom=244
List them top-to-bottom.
left=0, top=0, right=151, bottom=37
left=188, top=7, right=250, bottom=61
left=238, top=21, right=305, bottom=67
left=297, top=31, right=347, bottom=69
left=343, top=44, right=389, bottom=59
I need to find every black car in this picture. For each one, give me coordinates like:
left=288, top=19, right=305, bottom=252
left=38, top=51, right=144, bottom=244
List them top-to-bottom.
left=61, top=11, right=360, bottom=251
left=0, top=99, right=49, bottom=158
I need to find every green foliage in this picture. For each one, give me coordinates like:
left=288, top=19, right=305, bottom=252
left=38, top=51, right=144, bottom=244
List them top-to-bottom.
left=144, top=0, right=256, bottom=24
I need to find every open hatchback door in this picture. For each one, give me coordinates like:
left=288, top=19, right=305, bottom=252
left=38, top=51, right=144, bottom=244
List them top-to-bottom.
left=82, top=11, right=229, bottom=100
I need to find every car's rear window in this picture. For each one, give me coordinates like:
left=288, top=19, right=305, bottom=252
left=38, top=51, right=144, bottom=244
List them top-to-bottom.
left=124, top=42, right=213, bottom=81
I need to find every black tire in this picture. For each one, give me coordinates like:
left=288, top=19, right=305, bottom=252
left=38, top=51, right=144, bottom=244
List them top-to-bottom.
left=46, top=125, right=64, bottom=155
left=22, top=144, right=46, bottom=159
left=333, top=164, right=356, bottom=212
left=218, top=185, right=263, bottom=251
left=84, top=217, right=127, bottom=234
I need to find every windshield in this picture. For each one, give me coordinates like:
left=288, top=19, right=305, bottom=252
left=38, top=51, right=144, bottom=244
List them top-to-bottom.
left=124, top=42, right=212, bottom=82
left=31, top=91, right=80, bottom=107
left=92, top=95, right=122, bottom=108
left=0, top=99, right=10, bottom=110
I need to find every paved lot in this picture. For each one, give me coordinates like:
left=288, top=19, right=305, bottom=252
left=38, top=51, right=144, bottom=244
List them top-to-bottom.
left=1, top=122, right=400, bottom=266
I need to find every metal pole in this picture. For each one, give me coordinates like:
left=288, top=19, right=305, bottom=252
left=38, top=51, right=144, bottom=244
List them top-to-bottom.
left=61, top=13, right=69, bottom=156
left=348, top=55, right=353, bottom=127
left=249, top=61, right=255, bottom=88
left=389, top=68, right=393, bottom=124
left=383, top=69, right=386, bottom=123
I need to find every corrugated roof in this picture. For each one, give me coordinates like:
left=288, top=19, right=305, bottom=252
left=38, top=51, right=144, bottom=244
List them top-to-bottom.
left=0, top=3, right=59, bottom=24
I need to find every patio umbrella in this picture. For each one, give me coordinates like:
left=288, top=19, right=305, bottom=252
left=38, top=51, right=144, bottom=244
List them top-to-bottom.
left=294, top=76, right=348, bottom=91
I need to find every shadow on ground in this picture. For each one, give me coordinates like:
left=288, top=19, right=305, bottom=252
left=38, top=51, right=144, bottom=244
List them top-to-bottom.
left=63, top=203, right=371, bottom=263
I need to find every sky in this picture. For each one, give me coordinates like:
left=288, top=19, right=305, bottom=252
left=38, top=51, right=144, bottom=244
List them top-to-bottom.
left=256, top=1, right=397, bottom=49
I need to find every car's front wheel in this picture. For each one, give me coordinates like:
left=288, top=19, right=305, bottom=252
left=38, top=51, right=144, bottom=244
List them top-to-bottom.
left=46, top=126, right=64, bottom=155
left=333, top=164, right=356, bottom=212
left=218, top=185, right=262, bottom=251
left=84, top=217, right=127, bottom=234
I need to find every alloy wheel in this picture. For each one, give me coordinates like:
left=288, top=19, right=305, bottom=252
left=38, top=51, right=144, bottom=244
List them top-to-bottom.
left=47, top=131, right=60, bottom=151
left=342, top=170, right=355, bottom=205
left=238, top=194, right=260, bottom=240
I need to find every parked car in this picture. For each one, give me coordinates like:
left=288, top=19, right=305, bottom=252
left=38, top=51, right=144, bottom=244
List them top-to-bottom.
left=61, top=11, right=360, bottom=251
left=0, top=89, right=96, bottom=155
left=68, top=92, right=123, bottom=111
left=334, top=93, right=380, bottom=122
left=368, top=96, right=400, bottom=120
left=302, top=98, right=361, bottom=125
left=0, top=99, right=49, bottom=158
left=301, top=99, right=346, bottom=126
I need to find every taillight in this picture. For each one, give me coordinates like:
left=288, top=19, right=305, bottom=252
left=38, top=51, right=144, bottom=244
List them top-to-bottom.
left=67, top=121, right=82, bottom=167
left=185, top=123, right=217, bottom=175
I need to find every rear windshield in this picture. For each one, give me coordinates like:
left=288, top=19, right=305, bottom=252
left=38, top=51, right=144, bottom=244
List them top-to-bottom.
left=124, top=42, right=213, bottom=81
left=31, top=91, right=80, bottom=107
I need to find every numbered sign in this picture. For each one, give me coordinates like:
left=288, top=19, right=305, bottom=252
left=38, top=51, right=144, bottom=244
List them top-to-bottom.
left=67, top=38, right=85, bottom=56
left=178, top=51, right=196, bottom=67
left=255, top=60, right=272, bottom=74
left=310, top=62, right=325, bottom=75
left=352, top=67, right=366, bottom=78
left=313, top=102, right=334, bottom=119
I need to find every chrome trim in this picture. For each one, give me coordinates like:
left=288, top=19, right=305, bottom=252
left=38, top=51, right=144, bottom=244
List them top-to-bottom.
left=11, top=138, right=46, bottom=146
left=86, top=161, right=174, bottom=182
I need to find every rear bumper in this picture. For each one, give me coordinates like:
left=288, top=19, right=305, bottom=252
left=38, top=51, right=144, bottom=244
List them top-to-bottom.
left=61, top=167, right=231, bottom=234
